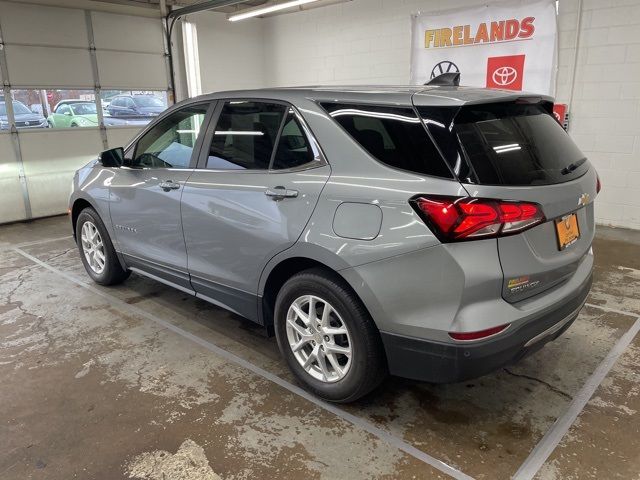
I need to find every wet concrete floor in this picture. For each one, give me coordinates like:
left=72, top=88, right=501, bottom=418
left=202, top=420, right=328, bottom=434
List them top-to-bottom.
left=0, top=215, right=638, bottom=479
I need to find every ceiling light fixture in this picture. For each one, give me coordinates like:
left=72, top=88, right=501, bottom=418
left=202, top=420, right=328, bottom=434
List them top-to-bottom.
left=228, top=0, right=321, bottom=21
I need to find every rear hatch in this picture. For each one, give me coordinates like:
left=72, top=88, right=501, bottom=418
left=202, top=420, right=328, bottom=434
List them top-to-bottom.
left=414, top=96, right=597, bottom=303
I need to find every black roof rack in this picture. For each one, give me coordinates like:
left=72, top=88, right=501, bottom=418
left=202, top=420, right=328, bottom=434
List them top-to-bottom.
left=425, top=72, right=460, bottom=87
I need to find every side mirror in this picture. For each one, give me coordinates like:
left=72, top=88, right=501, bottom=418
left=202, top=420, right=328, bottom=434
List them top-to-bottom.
left=99, top=147, right=124, bottom=168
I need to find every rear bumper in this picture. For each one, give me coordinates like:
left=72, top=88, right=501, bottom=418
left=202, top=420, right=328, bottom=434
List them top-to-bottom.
left=380, top=273, right=592, bottom=383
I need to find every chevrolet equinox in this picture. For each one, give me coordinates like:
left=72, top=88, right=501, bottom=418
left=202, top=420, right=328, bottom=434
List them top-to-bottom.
left=70, top=85, right=598, bottom=402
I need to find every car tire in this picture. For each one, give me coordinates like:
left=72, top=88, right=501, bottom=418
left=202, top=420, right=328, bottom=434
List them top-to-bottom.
left=75, top=207, right=130, bottom=286
left=274, top=268, right=387, bottom=403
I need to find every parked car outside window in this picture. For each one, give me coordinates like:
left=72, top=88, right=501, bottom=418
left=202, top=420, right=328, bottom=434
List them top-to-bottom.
left=0, top=100, right=48, bottom=129
left=48, top=100, right=98, bottom=128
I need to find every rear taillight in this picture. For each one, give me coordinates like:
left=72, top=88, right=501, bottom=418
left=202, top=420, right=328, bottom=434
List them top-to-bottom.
left=596, top=174, right=602, bottom=194
left=411, top=195, right=545, bottom=242
left=449, top=324, right=510, bottom=341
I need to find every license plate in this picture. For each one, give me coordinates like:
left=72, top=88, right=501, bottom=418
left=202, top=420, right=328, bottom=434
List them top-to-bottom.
left=555, top=213, right=580, bottom=250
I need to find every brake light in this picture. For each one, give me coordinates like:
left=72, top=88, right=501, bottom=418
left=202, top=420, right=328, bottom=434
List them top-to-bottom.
left=596, top=174, right=601, bottom=194
left=411, top=195, right=545, bottom=242
left=449, top=324, right=510, bottom=341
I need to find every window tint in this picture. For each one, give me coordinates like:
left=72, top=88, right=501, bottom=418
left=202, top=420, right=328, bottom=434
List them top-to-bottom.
left=134, top=96, right=164, bottom=108
left=206, top=101, right=286, bottom=170
left=70, top=103, right=97, bottom=115
left=321, top=103, right=452, bottom=179
left=418, top=103, right=589, bottom=186
left=132, top=104, right=208, bottom=169
left=418, top=106, right=474, bottom=182
left=271, top=110, right=315, bottom=169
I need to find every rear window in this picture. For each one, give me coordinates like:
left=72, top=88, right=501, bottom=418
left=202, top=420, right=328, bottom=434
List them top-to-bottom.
left=321, top=103, right=453, bottom=179
left=418, top=103, right=589, bottom=186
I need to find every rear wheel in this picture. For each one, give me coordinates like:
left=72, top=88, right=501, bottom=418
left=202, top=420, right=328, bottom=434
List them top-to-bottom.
left=76, top=207, right=130, bottom=285
left=274, top=268, right=386, bottom=402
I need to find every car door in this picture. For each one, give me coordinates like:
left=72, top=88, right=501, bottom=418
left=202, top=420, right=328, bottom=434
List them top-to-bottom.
left=108, top=97, right=122, bottom=117
left=124, top=97, right=139, bottom=118
left=181, top=100, right=331, bottom=321
left=109, top=102, right=214, bottom=290
left=53, top=104, right=72, bottom=128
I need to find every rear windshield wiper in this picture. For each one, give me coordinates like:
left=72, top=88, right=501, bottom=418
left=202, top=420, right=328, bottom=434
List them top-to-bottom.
left=561, top=158, right=587, bottom=175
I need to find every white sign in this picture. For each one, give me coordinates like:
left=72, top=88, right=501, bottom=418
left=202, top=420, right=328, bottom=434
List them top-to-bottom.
left=410, top=0, right=557, bottom=96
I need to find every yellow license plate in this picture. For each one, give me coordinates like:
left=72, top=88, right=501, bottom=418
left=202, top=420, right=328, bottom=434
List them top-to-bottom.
left=555, top=213, right=580, bottom=250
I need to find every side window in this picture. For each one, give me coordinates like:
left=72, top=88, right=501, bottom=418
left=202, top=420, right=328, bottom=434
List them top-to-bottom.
left=111, top=98, right=121, bottom=107
left=126, top=98, right=136, bottom=109
left=206, top=101, right=286, bottom=170
left=321, top=102, right=453, bottom=179
left=57, top=104, right=70, bottom=115
left=131, top=104, right=208, bottom=169
left=271, top=110, right=315, bottom=170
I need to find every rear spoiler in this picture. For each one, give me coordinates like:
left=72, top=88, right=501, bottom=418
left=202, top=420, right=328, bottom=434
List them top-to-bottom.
left=515, top=96, right=554, bottom=115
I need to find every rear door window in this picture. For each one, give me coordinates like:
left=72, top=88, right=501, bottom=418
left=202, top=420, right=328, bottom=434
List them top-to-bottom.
left=207, top=101, right=287, bottom=170
left=321, top=103, right=453, bottom=179
left=418, top=103, right=589, bottom=186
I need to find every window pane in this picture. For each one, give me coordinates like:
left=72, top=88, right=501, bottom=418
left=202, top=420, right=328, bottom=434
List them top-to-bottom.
left=1, top=89, right=99, bottom=130
left=2, top=90, right=47, bottom=129
left=47, top=90, right=98, bottom=129
left=102, top=90, right=168, bottom=127
left=206, top=101, right=286, bottom=170
left=321, top=103, right=452, bottom=179
left=451, top=103, right=587, bottom=186
left=132, top=104, right=208, bottom=169
left=271, top=111, right=314, bottom=169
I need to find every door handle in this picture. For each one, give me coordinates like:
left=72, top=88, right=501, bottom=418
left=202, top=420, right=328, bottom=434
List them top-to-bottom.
left=159, top=180, right=181, bottom=191
left=265, top=186, right=298, bottom=200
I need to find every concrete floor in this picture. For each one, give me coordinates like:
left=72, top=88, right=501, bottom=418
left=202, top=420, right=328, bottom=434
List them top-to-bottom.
left=0, top=215, right=638, bottom=480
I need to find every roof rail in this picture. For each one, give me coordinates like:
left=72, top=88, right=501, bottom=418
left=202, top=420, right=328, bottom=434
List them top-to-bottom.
left=425, top=72, right=460, bottom=87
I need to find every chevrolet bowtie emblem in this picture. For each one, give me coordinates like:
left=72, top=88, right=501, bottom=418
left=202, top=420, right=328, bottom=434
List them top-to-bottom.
left=578, top=193, right=590, bottom=206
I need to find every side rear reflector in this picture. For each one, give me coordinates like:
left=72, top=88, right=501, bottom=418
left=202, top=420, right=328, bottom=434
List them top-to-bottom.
left=448, top=324, right=510, bottom=341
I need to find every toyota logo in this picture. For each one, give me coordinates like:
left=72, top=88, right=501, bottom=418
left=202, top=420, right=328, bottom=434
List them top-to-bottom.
left=430, top=61, right=460, bottom=79
left=492, top=66, right=518, bottom=86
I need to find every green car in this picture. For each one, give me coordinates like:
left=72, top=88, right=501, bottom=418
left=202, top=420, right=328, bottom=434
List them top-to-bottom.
left=47, top=100, right=98, bottom=128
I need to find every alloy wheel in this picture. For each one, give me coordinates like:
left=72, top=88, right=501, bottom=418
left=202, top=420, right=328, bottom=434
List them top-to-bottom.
left=80, top=221, right=106, bottom=274
left=285, top=295, right=352, bottom=383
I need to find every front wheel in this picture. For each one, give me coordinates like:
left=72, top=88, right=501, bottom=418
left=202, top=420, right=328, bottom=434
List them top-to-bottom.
left=76, top=207, right=130, bottom=285
left=274, top=269, right=387, bottom=403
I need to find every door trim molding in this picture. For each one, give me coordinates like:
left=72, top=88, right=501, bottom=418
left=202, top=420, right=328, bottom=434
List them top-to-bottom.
left=123, top=252, right=191, bottom=291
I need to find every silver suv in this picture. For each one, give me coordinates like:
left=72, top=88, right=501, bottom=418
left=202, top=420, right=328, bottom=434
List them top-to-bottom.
left=70, top=86, right=598, bottom=402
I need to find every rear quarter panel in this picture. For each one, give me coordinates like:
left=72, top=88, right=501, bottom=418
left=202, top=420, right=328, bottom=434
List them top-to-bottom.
left=289, top=98, right=468, bottom=268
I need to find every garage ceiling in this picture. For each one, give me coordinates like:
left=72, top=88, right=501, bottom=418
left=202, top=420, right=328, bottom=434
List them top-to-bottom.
left=91, top=0, right=268, bottom=12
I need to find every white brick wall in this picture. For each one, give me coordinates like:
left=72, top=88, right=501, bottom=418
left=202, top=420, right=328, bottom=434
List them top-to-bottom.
left=196, top=0, right=640, bottom=229
left=556, top=0, right=640, bottom=229
left=192, top=12, right=265, bottom=92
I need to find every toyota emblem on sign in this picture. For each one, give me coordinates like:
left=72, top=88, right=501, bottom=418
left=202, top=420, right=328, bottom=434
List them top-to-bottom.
left=430, top=61, right=460, bottom=79
left=492, top=66, right=518, bottom=86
